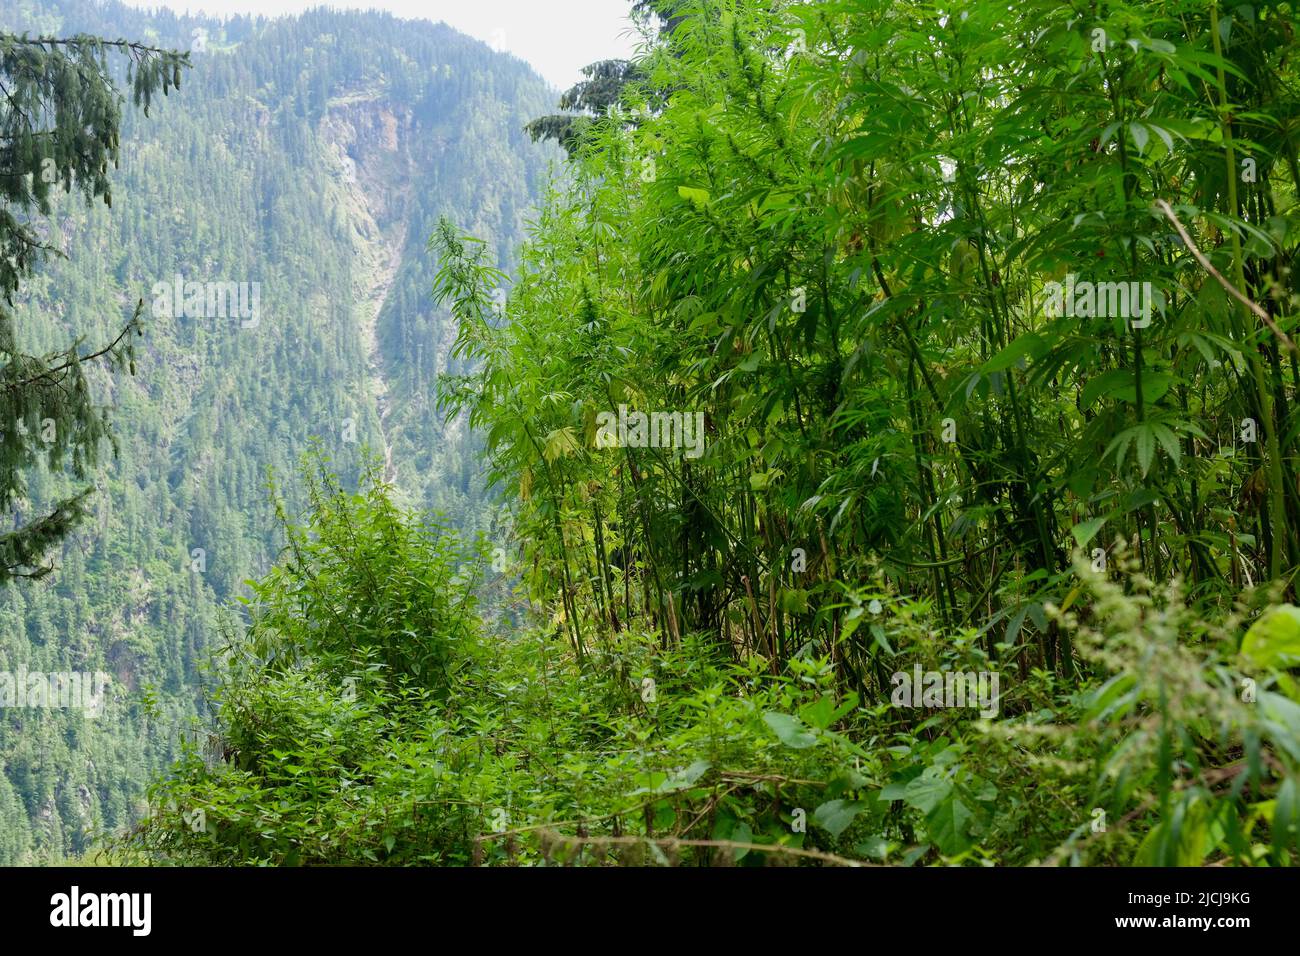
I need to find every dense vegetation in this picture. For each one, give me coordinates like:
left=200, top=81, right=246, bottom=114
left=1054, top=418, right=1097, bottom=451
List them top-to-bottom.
left=0, top=0, right=554, bottom=861
left=128, top=0, right=1300, bottom=866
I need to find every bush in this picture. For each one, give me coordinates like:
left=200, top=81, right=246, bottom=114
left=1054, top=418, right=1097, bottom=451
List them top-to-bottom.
left=130, top=468, right=1300, bottom=866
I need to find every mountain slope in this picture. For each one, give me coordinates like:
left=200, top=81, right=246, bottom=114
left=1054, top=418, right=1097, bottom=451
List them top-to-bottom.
left=0, top=0, right=557, bottom=861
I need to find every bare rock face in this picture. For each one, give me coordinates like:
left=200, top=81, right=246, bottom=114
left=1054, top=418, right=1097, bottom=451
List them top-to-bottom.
left=321, top=98, right=416, bottom=231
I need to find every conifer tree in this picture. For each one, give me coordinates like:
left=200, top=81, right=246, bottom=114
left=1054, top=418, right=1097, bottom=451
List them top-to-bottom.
left=525, top=1, right=680, bottom=156
left=0, top=34, right=186, bottom=582
left=525, top=59, right=642, bottom=157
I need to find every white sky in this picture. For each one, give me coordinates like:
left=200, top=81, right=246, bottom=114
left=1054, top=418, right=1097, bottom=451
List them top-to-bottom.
left=118, top=0, right=644, bottom=89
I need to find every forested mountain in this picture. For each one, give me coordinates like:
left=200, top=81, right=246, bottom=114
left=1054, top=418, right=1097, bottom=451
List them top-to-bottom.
left=0, top=0, right=556, bottom=862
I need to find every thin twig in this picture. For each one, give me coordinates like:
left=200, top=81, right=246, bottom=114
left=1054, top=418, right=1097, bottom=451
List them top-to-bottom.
left=1153, top=199, right=1296, bottom=354
left=533, top=828, right=873, bottom=867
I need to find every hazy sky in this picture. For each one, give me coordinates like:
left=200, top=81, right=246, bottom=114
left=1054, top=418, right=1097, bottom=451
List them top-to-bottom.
left=118, top=0, right=644, bottom=89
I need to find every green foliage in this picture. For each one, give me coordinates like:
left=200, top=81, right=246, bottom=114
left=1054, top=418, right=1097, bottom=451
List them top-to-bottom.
left=420, top=0, right=1300, bottom=865
left=443, top=0, right=1300, bottom=714
left=249, top=454, right=483, bottom=694
left=131, top=455, right=493, bottom=865
left=133, top=459, right=882, bottom=865
left=134, top=469, right=1300, bottom=866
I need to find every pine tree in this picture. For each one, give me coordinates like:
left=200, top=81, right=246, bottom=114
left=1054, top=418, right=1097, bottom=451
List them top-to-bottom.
left=524, top=1, right=681, bottom=157
left=0, top=33, right=186, bottom=582
left=525, top=59, right=642, bottom=157
left=0, top=764, right=32, bottom=864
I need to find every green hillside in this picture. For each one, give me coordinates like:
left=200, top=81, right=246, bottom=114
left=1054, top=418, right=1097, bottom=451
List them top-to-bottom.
left=0, top=0, right=556, bottom=862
